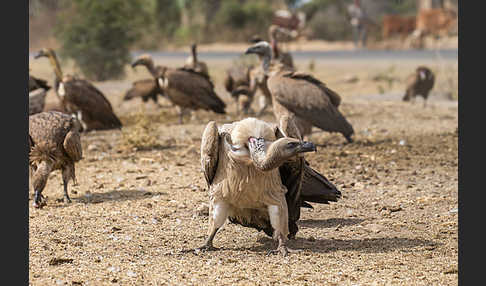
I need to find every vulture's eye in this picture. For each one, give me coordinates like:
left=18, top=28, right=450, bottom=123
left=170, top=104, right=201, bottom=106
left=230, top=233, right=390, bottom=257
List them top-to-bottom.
left=287, top=142, right=299, bottom=148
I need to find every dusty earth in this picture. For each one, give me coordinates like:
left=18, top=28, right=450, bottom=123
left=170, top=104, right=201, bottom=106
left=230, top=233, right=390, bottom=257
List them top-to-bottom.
left=29, top=54, right=458, bottom=285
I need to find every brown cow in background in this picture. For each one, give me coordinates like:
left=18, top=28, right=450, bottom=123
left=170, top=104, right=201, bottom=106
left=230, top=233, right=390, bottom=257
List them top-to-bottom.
left=415, top=8, right=457, bottom=37
left=382, top=14, right=416, bottom=39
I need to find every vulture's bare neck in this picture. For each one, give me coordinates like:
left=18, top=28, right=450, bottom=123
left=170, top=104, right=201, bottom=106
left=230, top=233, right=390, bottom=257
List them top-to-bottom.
left=261, top=51, right=272, bottom=76
left=47, top=52, right=63, bottom=81
left=251, top=139, right=288, bottom=171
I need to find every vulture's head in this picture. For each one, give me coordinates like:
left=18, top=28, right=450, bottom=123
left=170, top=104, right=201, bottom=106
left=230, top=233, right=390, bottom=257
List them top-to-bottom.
left=245, top=41, right=272, bottom=58
left=34, top=48, right=55, bottom=60
left=131, top=54, right=154, bottom=69
left=248, top=136, right=316, bottom=171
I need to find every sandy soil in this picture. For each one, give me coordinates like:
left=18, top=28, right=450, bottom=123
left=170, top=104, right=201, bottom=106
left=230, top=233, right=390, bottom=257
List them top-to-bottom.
left=29, top=56, right=458, bottom=285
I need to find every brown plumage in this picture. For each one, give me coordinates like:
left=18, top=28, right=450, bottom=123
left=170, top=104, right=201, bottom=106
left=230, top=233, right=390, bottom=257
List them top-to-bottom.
left=249, top=28, right=294, bottom=117
left=245, top=41, right=355, bottom=143
left=184, top=43, right=210, bottom=78
left=34, top=48, right=122, bottom=131
left=132, top=54, right=226, bottom=124
left=224, top=64, right=255, bottom=115
left=403, top=66, right=435, bottom=107
left=29, top=74, right=51, bottom=92
left=123, top=78, right=166, bottom=106
left=29, top=111, right=83, bottom=208
left=198, top=116, right=341, bottom=256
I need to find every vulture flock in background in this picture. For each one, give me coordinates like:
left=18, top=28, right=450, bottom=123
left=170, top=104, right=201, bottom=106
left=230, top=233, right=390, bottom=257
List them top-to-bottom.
left=28, top=23, right=437, bottom=255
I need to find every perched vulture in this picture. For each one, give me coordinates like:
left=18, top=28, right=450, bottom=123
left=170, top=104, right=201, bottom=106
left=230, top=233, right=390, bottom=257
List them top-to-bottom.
left=245, top=41, right=355, bottom=143
left=184, top=43, right=210, bottom=79
left=34, top=48, right=122, bottom=131
left=132, top=54, right=226, bottom=124
left=223, top=64, right=255, bottom=115
left=403, top=66, right=435, bottom=107
left=123, top=78, right=165, bottom=107
left=29, top=111, right=83, bottom=208
left=198, top=116, right=341, bottom=256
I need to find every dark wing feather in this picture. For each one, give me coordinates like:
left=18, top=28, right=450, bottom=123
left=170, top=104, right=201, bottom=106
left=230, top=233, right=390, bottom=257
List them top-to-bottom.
left=167, top=70, right=226, bottom=114
left=268, top=71, right=354, bottom=138
left=29, top=75, right=51, bottom=92
left=63, top=78, right=122, bottom=130
left=124, top=78, right=161, bottom=102
left=200, top=121, right=220, bottom=187
left=63, top=127, right=83, bottom=162
left=301, top=162, right=341, bottom=204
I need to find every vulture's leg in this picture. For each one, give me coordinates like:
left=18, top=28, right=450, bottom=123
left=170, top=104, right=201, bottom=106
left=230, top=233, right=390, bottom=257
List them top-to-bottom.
left=423, top=98, right=428, bottom=108
left=178, top=108, right=185, bottom=124
left=32, top=162, right=51, bottom=208
left=61, top=165, right=73, bottom=203
left=197, top=201, right=229, bottom=251
left=266, top=204, right=299, bottom=256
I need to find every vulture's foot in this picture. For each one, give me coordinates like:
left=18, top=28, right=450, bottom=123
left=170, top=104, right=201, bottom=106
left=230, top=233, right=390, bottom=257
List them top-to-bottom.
left=33, top=191, right=46, bottom=208
left=64, top=195, right=72, bottom=204
left=195, top=244, right=219, bottom=252
left=266, top=245, right=300, bottom=257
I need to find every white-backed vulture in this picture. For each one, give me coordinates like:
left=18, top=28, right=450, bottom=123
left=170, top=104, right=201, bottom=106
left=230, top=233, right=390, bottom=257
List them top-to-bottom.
left=249, top=27, right=295, bottom=117
left=245, top=41, right=355, bottom=143
left=184, top=43, right=210, bottom=79
left=34, top=48, right=122, bottom=131
left=132, top=54, right=226, bottom=124
left=223, top=64, right=255, bottom=115
left=403, top=66, right=435, bottom=107
left=123, top=78, right=166, bottom=107
left=29, top=111, right=83, bottom=208
left=198, top=116, right=341, bottom=256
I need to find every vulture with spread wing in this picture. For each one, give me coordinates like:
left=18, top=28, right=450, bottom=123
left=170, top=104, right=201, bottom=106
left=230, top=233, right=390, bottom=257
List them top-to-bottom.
left=245, top=41, right=354, bottom=143
left=34, top=48, right=122, bottom=131
left=198, top=116, right=341, bottom=256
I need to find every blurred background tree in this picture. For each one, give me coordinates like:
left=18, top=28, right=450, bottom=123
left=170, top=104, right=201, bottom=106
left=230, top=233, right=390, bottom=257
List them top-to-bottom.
left=54, top=0, right=151, bottom=81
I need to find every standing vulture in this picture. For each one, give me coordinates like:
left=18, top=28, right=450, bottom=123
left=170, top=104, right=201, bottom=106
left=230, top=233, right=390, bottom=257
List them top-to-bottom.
left=249, top=27, right=295, bottom=117
left=245, top=41, right=355, bottom=143
left=184, top=43, right=210, bottom=79
left=34, top=48, right=122, bottom=131
left=131, top=54, right=226, bottom=124
left=223, top=64, right=255, bottom=115
left=403, top=66, right=435, bottom=107
left=123, top=78, right=166, bottom=107
left=29, top=111, right=83, bottom=208
left=198, top=116, right=341, bottom=256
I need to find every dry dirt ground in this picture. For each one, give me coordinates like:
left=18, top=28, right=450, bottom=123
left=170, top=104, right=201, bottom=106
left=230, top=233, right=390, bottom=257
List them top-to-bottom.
left=29, top=55, right=458, bottom=285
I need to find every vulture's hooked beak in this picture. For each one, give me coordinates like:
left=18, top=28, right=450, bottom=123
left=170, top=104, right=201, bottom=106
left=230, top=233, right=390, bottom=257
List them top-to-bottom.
left=245, top=46, right=257, bottom=55
left=34, top=51, right=46, bottom=59
left=296, top=141, right=317, bottom=153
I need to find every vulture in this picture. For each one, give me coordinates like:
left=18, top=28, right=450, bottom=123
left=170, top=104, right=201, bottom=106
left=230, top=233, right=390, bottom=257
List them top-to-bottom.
left=249, top=27, right=295, bottom=117
left=245, top=41, right=355, bottom=143
left=184, top=43, right=210, bottom=79
left=34, top=48, right=122, bottom=131
left=131, top=54, right=226, bottom=124
left=223, top=64, right=255, bottom=115
left=403, top=66, right=435, bottom=107
left=123, top=78, right=166, bottom=107
left=29, top=111, right=83, bottom=208
left=198, top=116, right=341, bottom=256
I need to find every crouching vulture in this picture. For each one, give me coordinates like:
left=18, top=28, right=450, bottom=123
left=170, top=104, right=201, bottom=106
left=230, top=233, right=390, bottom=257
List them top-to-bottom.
left=245, top=41, right=355, bottom=143
left=34, top=48, right=122, bottom=131
left=131, top=54, right=226, bottom=124
left=224, top=64, right=255, bottom=115
left=403, top=66, right=435, bottom=107
left=123, top=78, right=166, bottom=107
left=29, top=111, right=83, bottom=208
left=198, top=116, right=341, bottom=256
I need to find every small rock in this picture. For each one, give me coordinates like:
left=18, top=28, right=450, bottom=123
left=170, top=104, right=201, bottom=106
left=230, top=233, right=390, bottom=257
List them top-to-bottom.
left=87, top=144, right=99, bottom=152
left=449, top=208, right=458, bottom=213
left=365, top=223, right=386, bottom=233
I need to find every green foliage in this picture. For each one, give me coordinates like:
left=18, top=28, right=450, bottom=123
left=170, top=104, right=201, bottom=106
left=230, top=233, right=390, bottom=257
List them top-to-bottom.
left=55, top=0, right=151, bottom=81
left=155, top=0, right=182, bottom=39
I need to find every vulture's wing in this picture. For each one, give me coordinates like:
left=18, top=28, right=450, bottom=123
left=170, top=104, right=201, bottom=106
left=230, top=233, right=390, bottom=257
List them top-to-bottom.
left=167, top=69, right=226, bottom=113
left=268, top=71, right=354, bottom=138
left=29, top=75, right=51, bottom=92
left=62, top=78, right=122, bottom=129
left=124, top=79, right=160, bottom=101
left=200, top=121, right=220, bottom=187
left=63, top=123, right=83, bottom=162
left=300, top=161, right=341, bottom=205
